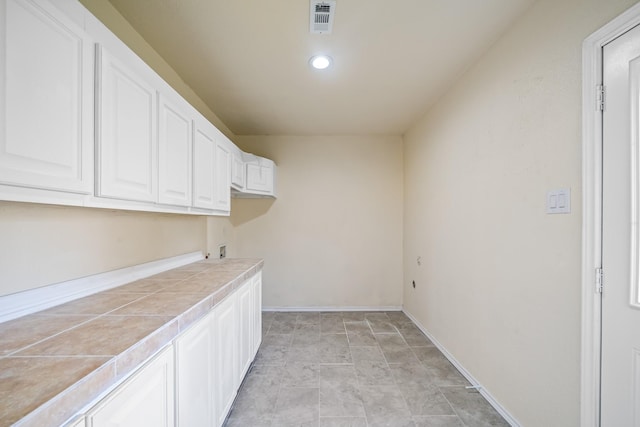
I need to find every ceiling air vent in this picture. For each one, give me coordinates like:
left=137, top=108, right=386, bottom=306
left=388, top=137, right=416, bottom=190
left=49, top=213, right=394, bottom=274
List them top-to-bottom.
left=310, top=1, right=336, bottom=34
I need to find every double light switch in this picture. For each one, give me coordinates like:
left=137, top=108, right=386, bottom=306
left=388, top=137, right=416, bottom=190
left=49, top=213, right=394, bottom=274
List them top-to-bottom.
left=546, top=188, right=571, bottom=214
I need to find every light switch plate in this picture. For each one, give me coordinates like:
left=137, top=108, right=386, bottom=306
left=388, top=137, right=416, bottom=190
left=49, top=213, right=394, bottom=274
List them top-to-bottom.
left=547, top=188, right=571, bottom=214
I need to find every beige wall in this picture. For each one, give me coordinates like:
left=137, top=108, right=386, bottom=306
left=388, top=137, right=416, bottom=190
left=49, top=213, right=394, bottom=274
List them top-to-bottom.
left=0, top=0, right=234, bottom=297
left=4, top=0, right=637, bottom=422
left=403, top=0, right=638, bottom=425
left=233, top=135, right=403, bottom=309
left=0, top=202, right=206, bottom=296
left=207, top=216, right=236, bottom=259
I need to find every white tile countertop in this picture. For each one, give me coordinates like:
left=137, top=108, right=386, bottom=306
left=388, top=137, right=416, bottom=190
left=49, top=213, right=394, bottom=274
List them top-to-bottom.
left=0, top=258, right=263, bottom=427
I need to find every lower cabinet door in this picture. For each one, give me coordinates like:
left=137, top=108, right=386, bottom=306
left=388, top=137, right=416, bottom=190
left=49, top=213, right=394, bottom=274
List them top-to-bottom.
left=252, top=273, right=263, bottom=357
left=237, top=280, right=253, bottom=379
left=213, top=293, right=238, bottom=426
left=175, top=311, right=215, bottom=426
left=86, top=346, right=174, bottom=427
left=65, top=417, right=85, bottom=427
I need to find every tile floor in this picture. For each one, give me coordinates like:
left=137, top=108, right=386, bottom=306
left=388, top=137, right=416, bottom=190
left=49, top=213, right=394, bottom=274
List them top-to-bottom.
left=224, top=311, right=509, bottom=427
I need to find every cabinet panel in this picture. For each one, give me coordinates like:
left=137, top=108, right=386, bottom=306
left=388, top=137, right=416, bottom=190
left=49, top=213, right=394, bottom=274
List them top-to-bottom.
left=0, top=0, right=93, bottom=194
left=97, top=46, right=157, bottom=203
left=158, top=93, right=192, bottom=207
left=192, top=117, right=216, bottom=210
left=213, top=140, right=231, bottom=213
left=231, top=151, right=245, bottom=190
left=246, top=162, right=274, bottom=194
left=252, top=273, right=263, bottom=357
left=237, top=281, right=253, bottom=378
left=214, top=293, right=238, bottom=426
left=175, top=311, right=214, bottom=427
left=87, top=346, right=174, bottom=427
left=65, top=417, right=85, bottom=427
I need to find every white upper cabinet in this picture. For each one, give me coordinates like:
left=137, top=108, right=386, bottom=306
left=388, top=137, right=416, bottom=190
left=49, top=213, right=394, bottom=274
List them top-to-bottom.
left=0, top=0, right=93, bottom=195
left=0, top=0, right=276, bottom=214
left=96, top=45, right=157, bottom=203
left=158, top=92, right=192, bottom=207
left=193, top=115, right=216, bottom=211
left=194, top=118, right=231, bottom=215
left=213, top=137, right=231, bottom=213
left=230, top=146, right=245, bottom=191
left=231, top=153, right=277, bottom=199
left=244, top=156, right=276, bottom=196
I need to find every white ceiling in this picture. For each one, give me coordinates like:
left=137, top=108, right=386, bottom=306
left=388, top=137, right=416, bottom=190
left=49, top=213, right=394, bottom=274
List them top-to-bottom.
left=107, top=0, right=535, bottom=136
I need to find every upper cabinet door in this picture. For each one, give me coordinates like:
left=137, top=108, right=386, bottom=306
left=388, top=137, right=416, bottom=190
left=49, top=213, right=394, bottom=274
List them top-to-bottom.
left=0, top=0, right=93, bottom=194
left=97, top=46, right=157, bottom=203
left=158, top=93, right=192, bottom=207
left=193, top=115, right=216, bottom=210
left=213, top=139, right=231, bottom=213
left=231, top=150, right=245, bottom=191
left=246, top=159, right=275, bottom=195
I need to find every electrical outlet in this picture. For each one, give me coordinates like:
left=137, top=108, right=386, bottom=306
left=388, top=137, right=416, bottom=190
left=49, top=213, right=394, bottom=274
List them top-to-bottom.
left=219, top=245, right=226, bottom=259
left=412, top=280, right=416, bottom=289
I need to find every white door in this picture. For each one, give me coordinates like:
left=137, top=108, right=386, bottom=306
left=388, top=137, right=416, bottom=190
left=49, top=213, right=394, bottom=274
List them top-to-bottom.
left=602, top=23, right=640, bottom=427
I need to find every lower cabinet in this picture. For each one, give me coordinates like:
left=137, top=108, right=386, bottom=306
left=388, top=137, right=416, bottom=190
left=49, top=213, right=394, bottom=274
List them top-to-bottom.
left=83, top=272, right=262, bottom=427
left=175, top=272, right=262, bottom=427
left=238, top=273, right=262, bottom=379
left=252, top=274, right=263, bottom=359
left=237, top=278, right=253, bottom=379
left=213, top=291, right=240, bottom=426
left=175, top=309, right=215, bottom=427
left=86, top=345, right=175, bottom=427
left=65, top=417, right=85, bottom=427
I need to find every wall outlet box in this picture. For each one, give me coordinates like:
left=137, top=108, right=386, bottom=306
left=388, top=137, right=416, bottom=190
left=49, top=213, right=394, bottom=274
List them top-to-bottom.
left=219, top=245, right=226, bottom=259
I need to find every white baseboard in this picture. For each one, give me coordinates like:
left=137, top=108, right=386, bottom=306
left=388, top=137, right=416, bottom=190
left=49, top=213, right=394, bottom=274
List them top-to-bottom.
left=0, top=251, right=204, bottom=323
left=262, top=305, right=402, bottom=312
left=402, top=309, right=521, bottom=427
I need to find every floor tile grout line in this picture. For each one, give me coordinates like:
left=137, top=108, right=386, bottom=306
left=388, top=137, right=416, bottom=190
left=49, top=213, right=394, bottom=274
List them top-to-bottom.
left=247, top=311, right=504, bottom=427
left=439, top=390, right=470, bottom=427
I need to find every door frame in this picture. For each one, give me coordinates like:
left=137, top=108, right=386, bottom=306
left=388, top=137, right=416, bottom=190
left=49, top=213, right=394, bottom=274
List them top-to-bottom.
left=582, top=3, right=640, bottom=426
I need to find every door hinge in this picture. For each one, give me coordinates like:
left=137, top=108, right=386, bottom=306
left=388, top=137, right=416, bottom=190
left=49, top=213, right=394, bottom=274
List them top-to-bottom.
left=597, top=85, right=606, bottom=111
left=596, top=267, right=604, bottom=293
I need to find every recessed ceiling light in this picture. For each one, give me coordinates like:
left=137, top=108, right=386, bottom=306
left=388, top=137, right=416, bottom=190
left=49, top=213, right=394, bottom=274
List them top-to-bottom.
left=310, top=55, right=332, bottom=70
